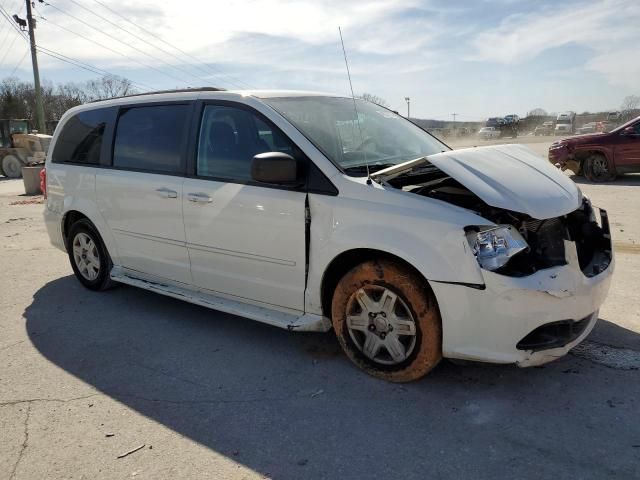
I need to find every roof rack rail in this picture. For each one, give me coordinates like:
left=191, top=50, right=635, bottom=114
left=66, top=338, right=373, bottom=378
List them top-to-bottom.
left=89, top=87, right=227, bottom=103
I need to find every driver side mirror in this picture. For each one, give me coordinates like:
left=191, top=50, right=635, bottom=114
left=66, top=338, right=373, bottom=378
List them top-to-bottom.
left=251, top=152, right=300, bottom=186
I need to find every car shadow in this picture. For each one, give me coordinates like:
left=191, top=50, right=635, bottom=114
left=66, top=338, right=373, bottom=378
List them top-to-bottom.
left=570, top=173, right=640, bottom=186
left=25, top=276, right=640, bottom=478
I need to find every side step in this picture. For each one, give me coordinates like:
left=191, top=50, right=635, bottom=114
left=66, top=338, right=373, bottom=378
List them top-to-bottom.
left=110, top=267, right=331, bottom=332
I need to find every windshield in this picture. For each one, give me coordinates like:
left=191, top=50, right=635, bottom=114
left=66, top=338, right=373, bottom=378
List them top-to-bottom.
left=263, top=96, right=449, bottom=176
left=557, top=119, right=571, bottom=124
left=9, top=120, right=28, bottom=134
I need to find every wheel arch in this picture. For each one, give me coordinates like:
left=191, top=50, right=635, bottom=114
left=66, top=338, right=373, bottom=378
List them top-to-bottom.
left=573, top=147, right=616, bottom=175
left=59, top=205, right=118, bottom=264
left=61, top=210, right=90, bottom=248
left=319, top=248, right=433, bottom=320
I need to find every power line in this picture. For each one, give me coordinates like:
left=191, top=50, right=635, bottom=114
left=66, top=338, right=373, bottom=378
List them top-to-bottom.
left=0, top=0, right=21, bottom=44
left=49, top=0, right=230, bottom=89
left=90, top=0, right=253, bottom=89
left=42, top=1, right=195, bottom=87
left=0, top=4, right=26, bottom=39
left=1, top=4, right=152, bottom=93
left=0, top=5, right=27, bottom=65
left=0, top=6, right=152, bottom=100
left=33, top=9, right=163, bottom=90
left=0, top=28, right=23, bottom=65
left=37, top=45, right=153, bottom=91
left=8, top=46, right=29, bottom=76
left=37, top=47, right=112, bottom=76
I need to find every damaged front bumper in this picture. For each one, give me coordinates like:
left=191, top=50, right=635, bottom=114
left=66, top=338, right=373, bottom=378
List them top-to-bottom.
left=548, top=143, right=581, bottom=173
left=431, top=208, right=614, bottom=366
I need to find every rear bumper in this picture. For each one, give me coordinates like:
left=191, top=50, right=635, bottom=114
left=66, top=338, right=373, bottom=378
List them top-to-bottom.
left=44, top=203, right=66, bottom=252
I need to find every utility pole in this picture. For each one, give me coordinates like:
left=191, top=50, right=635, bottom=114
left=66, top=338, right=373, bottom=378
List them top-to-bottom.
left=25, top=0, right=46, bottom=133
left=404, top=97, right=410, bottom=118
left=452, top=113, right=457, bottom=135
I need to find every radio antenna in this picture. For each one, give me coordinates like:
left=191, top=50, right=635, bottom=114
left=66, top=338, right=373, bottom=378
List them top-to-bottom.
left=338, top=26, right=371, bottom=184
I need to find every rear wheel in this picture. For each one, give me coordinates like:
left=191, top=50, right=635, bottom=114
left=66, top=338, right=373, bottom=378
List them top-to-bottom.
left=584, top=153, right=615, bottom=182
left=2, top=155, right=23, bottom=178
left=67, top=219, right=115, bottom=291
left=331, top=259, right=442, bottom=382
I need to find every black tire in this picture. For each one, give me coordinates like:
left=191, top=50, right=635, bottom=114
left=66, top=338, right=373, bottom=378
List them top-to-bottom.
left=583, top=153, right=615, bottom=182
left=2, top=155, right=23, bottom=178
left=67, top=219, right=116, bottom=291
left=331, top=259, right=442, bottom=382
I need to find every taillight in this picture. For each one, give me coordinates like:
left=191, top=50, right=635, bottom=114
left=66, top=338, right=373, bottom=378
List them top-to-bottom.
left=39, top=167, right=47, bottom=198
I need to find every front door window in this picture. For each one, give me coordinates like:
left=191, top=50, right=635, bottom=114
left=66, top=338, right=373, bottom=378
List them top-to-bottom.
left=196, top=105, right=296, bottom=182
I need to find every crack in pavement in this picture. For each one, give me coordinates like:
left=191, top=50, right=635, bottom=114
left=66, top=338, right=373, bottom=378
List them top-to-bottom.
left=0, top=340, right=27, bottom=353
left=126, top=360, right=212, bottom=391
left=113, top=391, right=324, bottom=406
left=0, top=393, right=101, bottom=408
left=9, top=402, right=30, bottom=480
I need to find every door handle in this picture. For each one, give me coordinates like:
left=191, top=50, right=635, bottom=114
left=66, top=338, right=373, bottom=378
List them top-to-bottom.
left=155, top=187, right=178, bottom=199
left=187, top=192, right=213, bottom=203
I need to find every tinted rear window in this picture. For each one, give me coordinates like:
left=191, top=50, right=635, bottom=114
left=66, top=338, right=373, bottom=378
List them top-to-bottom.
left=113, top=104, right=188, bottom=174
left=52, top=108, right=111, bottom=164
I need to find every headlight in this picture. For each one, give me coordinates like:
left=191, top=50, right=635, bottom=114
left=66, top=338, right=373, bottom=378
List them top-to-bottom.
left=466, top=225, right=528, bottom=271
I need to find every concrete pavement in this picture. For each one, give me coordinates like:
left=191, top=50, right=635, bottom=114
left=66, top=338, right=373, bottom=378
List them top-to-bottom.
left=1, top=149, right=639, bottom=479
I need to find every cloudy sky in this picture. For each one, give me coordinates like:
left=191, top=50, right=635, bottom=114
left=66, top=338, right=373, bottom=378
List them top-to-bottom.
left=0, top=0, right=638, bottom=120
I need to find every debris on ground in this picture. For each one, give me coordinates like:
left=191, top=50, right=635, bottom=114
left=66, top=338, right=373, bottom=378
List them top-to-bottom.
left=10, top=197, right=44, bottom=205
left=310, top=389, right=324, bottom=398
left=117, top=444, right=146, bottom=459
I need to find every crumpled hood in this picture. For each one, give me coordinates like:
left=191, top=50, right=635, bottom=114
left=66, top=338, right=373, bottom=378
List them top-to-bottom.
left=373, top=144, right=581, bottom=220
left=427, top=144, right=581, bottom=219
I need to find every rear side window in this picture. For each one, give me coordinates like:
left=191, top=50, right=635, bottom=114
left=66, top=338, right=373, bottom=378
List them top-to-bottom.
left=113, top=104, right=188, bottom=174
left=52, top=108, right=111, bottom=164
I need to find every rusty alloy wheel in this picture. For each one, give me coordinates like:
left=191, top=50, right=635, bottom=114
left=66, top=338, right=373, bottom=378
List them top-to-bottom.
left=331, top=259, right=442, bottom=382
left=344, top=285, right=418, bottom=365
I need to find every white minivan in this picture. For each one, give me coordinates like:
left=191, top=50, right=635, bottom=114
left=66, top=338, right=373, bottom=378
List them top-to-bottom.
left=43, top=89, right=614, bottom=381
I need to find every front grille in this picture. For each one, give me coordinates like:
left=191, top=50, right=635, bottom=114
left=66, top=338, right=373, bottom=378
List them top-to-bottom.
left=497, top=200, right=611, bottom=277
left=497, top=217, right=568, bottom=276
left=516, top=315, right=593, bottom=352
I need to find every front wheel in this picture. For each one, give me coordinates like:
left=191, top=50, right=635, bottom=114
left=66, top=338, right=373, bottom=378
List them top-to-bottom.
left=583, top=153, right=615, bottom=182
left=67, top=219, right=115, bottom=291
left=331, top=259, right=442, bottom=382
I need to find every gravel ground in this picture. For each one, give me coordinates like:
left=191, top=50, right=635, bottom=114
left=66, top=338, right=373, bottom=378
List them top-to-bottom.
left=1, top=144, right=639, bottom=479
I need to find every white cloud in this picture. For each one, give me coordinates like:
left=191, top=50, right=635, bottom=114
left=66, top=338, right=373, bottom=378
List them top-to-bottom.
left=1, top=0, right=637, bottom=117
left=469, top=0, right=639, bottom=62
left=588, top=50, right=640, bottom=90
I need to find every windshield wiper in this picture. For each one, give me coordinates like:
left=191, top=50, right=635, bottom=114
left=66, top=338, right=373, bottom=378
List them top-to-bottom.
left=343, top=163, right=396, bottom=175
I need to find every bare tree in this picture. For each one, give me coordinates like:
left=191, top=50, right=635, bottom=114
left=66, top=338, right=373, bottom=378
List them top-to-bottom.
left=1, top=75, right=138, bottom=133
left=85, top=75, right=136, bottom=101
left=0, top=77, right=33, bottom=119
left=359, top=93, right=389, bottom=107
left=620, top=95, right=640, bottom=121
left=527, top=108, right=548, bottom=117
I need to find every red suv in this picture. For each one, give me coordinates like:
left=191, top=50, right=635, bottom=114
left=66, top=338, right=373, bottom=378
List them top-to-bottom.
left=549, top=115, right=640, bottom=182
